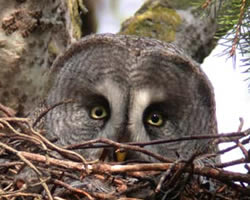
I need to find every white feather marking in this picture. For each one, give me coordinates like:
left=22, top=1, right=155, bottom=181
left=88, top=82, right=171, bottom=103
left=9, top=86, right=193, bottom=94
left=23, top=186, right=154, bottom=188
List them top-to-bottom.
left=130, top=88, right=166, bottom=133
left=130, top=89, right=150, bottom=123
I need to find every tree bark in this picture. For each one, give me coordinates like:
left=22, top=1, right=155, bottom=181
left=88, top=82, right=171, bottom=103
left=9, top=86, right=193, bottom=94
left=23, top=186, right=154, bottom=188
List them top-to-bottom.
left=0, top=0, right=94, bottom=114
left=120, top=0, right=218, bottom=63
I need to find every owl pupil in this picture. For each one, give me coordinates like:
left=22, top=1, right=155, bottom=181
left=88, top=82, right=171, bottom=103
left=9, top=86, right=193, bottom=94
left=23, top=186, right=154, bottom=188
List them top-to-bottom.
left=95, top=109, right=103, bottom=116
left=151, top=114, right=159, bottom=123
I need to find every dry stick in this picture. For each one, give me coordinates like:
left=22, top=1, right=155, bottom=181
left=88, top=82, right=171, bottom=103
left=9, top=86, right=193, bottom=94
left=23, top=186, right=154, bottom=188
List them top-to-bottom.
left=202, top=0, right=212, bottom=9
left=32, top=99, right=74, bottom=128
left=1, top=102, right=87, bottom=166
left=0, top=103, right=16, bottom=117
left=0, top=104, right=39, bottom=137
left=1, top=117, right=89, bottom=166
left=0, top=118, right=48, bottom=150
left=217, top=118, right=250, bottom=173
left=234, top=118, right=250, bottom=182
left=235, top=118, right=249, bottom=159
left=238, top=118, right=244, bottom=133
left=28, top=121, right=89, bottom=165
left=66, top=130, right=250, bottom=150
left=65, top=131, right=250, bottom=164
left=218, top=135, right=250, bottom=155
left=66, top=138, right=173, bottom=163
left=237, top=141, right=249, bottom=159
left=0, top=142, right=53, bottom=200
left=8, top=150, right=250, bottom=191
left=19, top=151, right=85, bottom=171
left=158, top=152, right=197, bottom=193
left=215, top=158, right=246, bottom=168
left=155, top=159, right=187, bottom=195
left=0, top=161, right=23, bottom=167
left=93, top=163, right=250, bottom=195
left=91, top=164, right=250, bottom=186
left=245, top=164, right=250, bottom=173
left=155, top=170, right=170, bottom=193
left=49, top=171, right=64, bottom=196
left=52, top=179, right=94, bottom=200
left=54, top=179, right=136, bottom=200
left=118, top=182, right=152, bottom=198
left=0, top=192, right=42, bottom=199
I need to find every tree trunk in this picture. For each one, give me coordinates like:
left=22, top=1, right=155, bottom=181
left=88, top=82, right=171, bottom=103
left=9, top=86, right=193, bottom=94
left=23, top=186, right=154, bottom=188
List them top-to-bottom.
left=0, top=0, right=94, bottom=114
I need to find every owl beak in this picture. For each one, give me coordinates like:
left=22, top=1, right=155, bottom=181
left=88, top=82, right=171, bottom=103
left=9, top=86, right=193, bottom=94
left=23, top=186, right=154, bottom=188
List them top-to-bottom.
left=99, top=148, right=128, bottom=162
left=115, top=148, right=127, bottom=162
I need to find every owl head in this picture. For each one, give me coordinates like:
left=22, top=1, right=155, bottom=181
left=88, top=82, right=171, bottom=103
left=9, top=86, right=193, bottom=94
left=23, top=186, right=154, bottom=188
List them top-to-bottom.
left=45, top=34, right=217, bottom=162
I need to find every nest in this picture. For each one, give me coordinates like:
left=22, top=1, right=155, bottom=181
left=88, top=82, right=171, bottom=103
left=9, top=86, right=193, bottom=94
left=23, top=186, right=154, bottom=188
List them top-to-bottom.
left=0, top=103, right=250, bottom=200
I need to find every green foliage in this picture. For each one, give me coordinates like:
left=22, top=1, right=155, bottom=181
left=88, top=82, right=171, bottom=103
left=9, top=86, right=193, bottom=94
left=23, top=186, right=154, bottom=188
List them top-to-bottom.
left=201, top=0, right=250, bottom=81
left=219, top=0, right=250, bottom=83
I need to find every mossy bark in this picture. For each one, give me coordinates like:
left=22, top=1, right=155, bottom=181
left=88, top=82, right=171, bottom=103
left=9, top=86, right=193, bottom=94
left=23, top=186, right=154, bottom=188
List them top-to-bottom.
left=0, top=0, right=95, bottom=114
left=0, top=0, right=68, bottom=113
left=120, top=0, right=218, bottom=63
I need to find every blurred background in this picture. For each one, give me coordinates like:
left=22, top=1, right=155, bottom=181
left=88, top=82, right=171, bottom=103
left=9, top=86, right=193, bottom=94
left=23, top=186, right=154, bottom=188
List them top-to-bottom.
left=86, top=0, right=250, bottom=173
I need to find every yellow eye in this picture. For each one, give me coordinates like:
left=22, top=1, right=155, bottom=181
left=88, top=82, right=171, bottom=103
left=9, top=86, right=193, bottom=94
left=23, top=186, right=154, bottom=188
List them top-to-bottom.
left=90, top=106, right=108, bottom=119
left=146, top=112, right=163, bottom=126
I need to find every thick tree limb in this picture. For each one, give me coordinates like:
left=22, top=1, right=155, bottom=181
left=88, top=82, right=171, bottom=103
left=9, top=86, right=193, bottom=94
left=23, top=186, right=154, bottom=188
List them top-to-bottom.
left=120, top=0, right=218, bottom=63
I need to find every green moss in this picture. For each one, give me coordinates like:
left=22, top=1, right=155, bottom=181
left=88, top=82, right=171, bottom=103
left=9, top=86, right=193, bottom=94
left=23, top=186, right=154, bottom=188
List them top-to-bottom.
left=168, top=0, right=203, bottom=10
left=121, top=6, right=181, bottom=42
left=48, top=41, right=59, bottom=57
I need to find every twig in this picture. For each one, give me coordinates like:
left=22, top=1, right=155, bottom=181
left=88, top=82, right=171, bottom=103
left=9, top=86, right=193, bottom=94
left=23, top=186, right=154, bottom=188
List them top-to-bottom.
left=202, top=0, right=212, bottom=9
left=32, top=99, right=74, bottom=128
left=0, top=103, right=16, bottom=117
left=1, top=117, right=89, bottom=166
left=237, top=117, right=244, bottom=132
left=0, top=118, right=47, bottom=148
left=235, top=118, right=249, bottom=159
left=66, top=130, right=250, bottom=150
left=66, top=138, right=173, bottom=163
left=0, top=141, right=53, bottom=200
left=3, top=149, right=250, bottom=190
left=215, top=158, right=246, bottom=168
left=0, top=161, right=23, bottom=167
left=91, top=163, right=250, bottom=186
left=52, top=179, right=94, bottom=200
left=0, top=192, right=42, bottom=198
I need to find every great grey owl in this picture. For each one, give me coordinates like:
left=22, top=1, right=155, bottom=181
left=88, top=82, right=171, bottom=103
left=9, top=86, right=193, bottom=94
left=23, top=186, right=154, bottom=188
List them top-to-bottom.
left=45, top=33, right=217, bottom=162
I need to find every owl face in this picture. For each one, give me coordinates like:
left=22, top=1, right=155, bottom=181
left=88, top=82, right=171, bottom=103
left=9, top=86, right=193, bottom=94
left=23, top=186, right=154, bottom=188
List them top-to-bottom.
left=46, top=34, right=217, bottom=162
